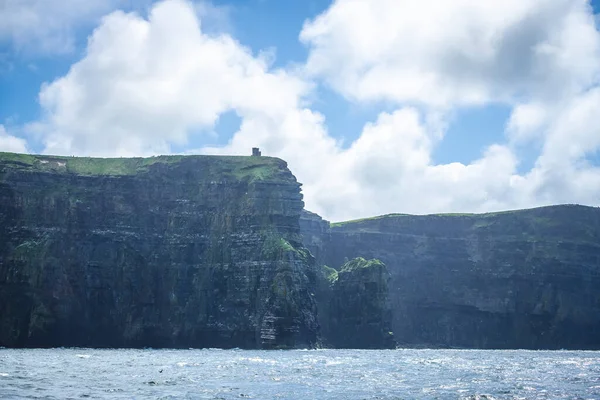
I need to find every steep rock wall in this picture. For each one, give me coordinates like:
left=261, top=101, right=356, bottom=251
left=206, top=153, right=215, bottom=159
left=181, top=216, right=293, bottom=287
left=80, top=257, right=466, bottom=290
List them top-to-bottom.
left=0, top=153, right=319, bottom=349
left=303, top=205, right=600, bottom=349
left=299, top=210, right=330, bottom=266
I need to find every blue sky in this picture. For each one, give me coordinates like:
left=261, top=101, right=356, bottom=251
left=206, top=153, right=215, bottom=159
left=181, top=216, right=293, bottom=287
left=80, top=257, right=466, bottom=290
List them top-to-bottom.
left=1, top=0, right=599, bottom=220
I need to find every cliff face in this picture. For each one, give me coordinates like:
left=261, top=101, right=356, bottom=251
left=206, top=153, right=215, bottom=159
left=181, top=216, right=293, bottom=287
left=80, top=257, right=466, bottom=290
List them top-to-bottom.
left=3, top=151, right=598, bottom=350
left=0, top=153, right=319, bottom=349
left=316, top=205, right=600, bottom=349
left=299, top=210, right=330, bottom=266
left=316, top=258, right=395, bottom=349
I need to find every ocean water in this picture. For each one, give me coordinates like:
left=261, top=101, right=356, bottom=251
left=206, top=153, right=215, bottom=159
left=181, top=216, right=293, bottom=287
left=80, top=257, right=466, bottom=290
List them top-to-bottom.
left=0, top=348, right=598, bottom=399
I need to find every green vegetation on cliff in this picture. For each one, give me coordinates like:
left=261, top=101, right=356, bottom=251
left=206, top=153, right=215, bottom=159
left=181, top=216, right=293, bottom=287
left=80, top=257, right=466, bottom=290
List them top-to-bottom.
left=330, top=205, right=600, bottom=246
left=331, top=205, right=597, bottom=228
left=330, top=213, right=409, bottom=227
left=261, top=234, right=313, bottom=263
left=339, top=257, right=385, bottom=273
left=319, top=265, right=338, bottom=284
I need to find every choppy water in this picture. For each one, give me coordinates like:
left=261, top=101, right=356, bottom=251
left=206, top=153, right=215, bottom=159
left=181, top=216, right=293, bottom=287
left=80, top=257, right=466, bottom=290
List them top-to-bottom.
left=0, top=348, right=599, bottom=399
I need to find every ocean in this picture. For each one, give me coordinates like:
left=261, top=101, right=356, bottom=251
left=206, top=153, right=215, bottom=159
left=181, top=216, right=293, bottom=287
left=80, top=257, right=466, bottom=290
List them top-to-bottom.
left=0, top=348, right=598, bottom=399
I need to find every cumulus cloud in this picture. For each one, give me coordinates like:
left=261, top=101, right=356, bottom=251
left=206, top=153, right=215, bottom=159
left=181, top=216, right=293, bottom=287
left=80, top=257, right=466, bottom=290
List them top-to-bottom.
left=29, top=0, right=600, bottom=221
left=37, top=0, right=309, bottom=156
left=294, top=0, right=600, bottom=219
left=300, top=0, right=600, bottom=107
left=537, top=88, right=600, bottom=167
left=302, top=102, right=599, bottom=220
left=506, top=103, right=548, bottom=142
left=0, top=125, right=28, bottom=153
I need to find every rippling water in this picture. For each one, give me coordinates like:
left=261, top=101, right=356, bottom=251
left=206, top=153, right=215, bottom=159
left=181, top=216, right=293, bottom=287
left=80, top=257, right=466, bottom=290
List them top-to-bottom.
left=1, top=348, right=599, bottom=399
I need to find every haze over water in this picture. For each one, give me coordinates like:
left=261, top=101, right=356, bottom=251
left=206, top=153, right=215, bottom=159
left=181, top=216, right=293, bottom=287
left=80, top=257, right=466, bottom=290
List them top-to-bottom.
left=1, top=348, right=598, bottom=399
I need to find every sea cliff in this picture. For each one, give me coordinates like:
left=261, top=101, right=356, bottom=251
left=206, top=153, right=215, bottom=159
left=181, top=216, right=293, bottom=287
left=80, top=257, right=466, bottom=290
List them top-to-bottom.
left=2, top=152, right=599, bottom=349
left=0, top=153, right=318, bottom=348
left=301, top=205, right=600, bottom=349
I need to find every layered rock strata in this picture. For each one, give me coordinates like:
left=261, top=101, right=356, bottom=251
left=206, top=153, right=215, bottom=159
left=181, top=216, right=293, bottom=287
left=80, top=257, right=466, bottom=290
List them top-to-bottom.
left=3, top=151, right=598, bottom=350
left=0, top=153, right=319, bottom=349
left=302, top=205, right=600, bottom=350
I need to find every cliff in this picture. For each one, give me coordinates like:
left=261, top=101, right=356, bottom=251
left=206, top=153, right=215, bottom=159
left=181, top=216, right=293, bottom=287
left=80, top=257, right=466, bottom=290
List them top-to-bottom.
left=3, top=150, right=599, bottom=350
left=0, top=152, right=319, bottom=349
left=308, top=205, right=600, bottom=350
left=316, top=258, right=395, bottom=349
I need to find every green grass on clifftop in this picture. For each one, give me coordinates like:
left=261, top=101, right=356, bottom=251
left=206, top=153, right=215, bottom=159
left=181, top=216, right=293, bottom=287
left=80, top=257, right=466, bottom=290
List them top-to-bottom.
left=0, top=152, right=287, bottom=182
left=329, top=205, right=600, bottom=245
left=330, top=205, right=596, bottom=227
left=331, top=214, right=410, bottom=227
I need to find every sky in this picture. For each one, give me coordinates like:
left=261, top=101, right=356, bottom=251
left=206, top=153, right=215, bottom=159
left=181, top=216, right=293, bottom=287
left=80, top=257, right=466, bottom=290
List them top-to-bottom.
left=1, top=0, right=600, bottom=221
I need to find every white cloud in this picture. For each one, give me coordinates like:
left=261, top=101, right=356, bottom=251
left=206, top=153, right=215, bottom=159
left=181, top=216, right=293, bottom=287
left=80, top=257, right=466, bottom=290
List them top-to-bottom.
left=0, top=0, right=127, bottom=54
left=28, top=0, right=600, bottom=221
left=36, top=0, right=309, bottom=156
left=291, top=0, right=600, bottom=219
left=300, top=0, right=600, bottom=107
left=503, top=87, right=600, bottom=208
left=537, top=87, right=600, bottom=167
left=280, top=101, right=598, bottom=221
left=506, top=103, right=548, bottom=142
left=0, top=125, right=29, bottom=153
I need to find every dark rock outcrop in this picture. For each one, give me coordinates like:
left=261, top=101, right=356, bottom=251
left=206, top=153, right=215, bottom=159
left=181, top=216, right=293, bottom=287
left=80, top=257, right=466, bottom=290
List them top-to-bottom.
left=0, top=153, right=319, bottom=349
left=303, top=205, right=600, bottom=350
left=316, top=258, right=395, bottom=349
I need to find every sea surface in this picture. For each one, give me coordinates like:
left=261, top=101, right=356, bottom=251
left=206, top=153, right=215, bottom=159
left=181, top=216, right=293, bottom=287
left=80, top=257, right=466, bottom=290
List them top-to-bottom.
left=0, top=348, right=598, bottom=399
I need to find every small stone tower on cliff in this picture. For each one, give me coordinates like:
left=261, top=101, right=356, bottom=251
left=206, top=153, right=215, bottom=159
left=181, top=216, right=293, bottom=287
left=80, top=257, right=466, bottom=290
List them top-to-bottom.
left=252, top=147, right=262, bottom=156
